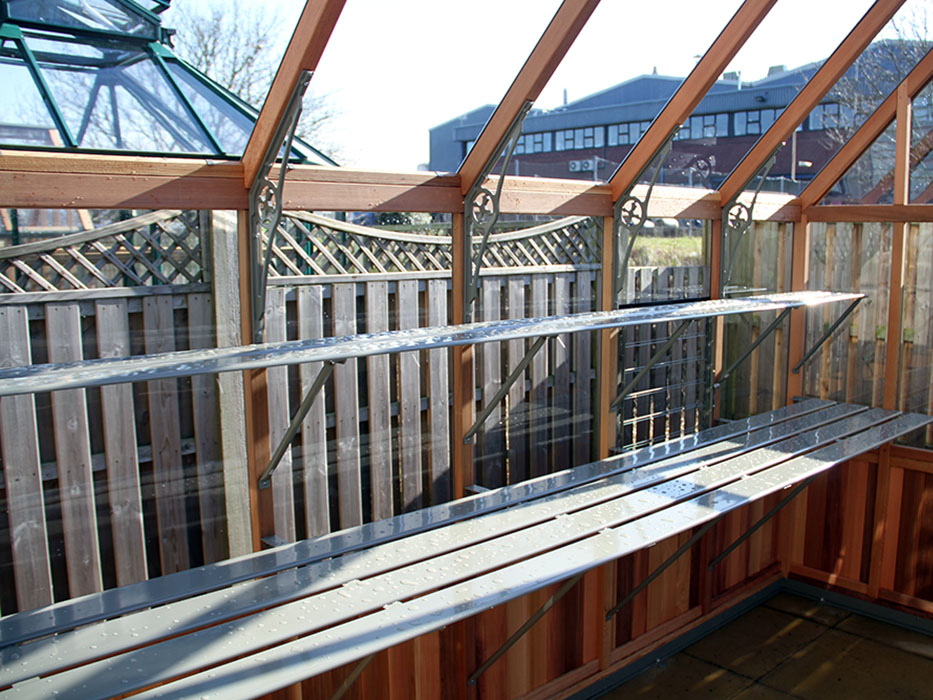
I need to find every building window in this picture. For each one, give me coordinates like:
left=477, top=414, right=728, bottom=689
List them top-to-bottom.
left=514, top=132, right=553, bottom=155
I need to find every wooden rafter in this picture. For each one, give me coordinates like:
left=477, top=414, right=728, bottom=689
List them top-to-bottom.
left=240, top=0, right=347, bottom=188
left=457, top=0, right=601, bottom=193
left=608, top=0, right=778, bottom=201
left=718, top=0, right=907, bottom=205
left=797, top=48, right=933, bottom=209
left=860, top=125, right=933, bottom=204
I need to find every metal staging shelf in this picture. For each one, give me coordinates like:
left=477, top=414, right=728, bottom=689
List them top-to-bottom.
left=0, top=291, right=862, bottom=397
left=0, top=402, right=929, bottom=700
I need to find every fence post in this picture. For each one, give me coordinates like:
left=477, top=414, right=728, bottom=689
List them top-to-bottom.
left=210, top=210, right=253, bottom=557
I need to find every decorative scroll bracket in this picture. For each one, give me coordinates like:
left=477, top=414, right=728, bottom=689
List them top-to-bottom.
left=248, top=69, right=312, bottom=344
left=463, top=100, right=533, bottom=323
left=613, top=135, right=674, bottom=303
left=721, top=146, right=782, bottom=294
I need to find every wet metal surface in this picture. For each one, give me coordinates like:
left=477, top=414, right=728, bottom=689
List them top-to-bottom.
left=0, top=292, right=862, bottom=397
left=2, top=406, right=928, bottom=700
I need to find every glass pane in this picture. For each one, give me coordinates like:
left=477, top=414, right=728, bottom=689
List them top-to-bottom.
left=7, top=0, right=159, bottom=39
left=318, top=0, right=562, bottom=171
left=720, top=0, right=926, bottom=197
left=25, top=32, right=215, bottom=153
left=0, top=40, right=60, bottom=145
left=164, top=60, right=254, bottom=156
left=910, top=79, right=933, bottom=202
left=819, top=123, right=897, bottom=204
left=803, top=221, right=890, bottom=407
left=897, top=222, right=933, bottom=448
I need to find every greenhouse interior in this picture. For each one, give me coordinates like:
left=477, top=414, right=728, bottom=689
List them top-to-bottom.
left=0, top=0, right=932, bottom=698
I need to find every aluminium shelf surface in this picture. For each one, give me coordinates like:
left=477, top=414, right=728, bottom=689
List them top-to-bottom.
left=0, top=291, right=862, bottom=397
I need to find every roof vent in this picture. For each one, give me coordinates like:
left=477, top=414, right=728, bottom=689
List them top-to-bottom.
left=768, top=64, right=787, bottom=76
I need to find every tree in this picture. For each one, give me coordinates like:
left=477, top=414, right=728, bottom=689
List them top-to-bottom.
left=165, top=0, right=340, bottom=161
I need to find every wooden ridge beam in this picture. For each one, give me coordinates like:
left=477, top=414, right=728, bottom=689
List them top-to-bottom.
left=240, top=0, right=347, bottom=188
left=457, top=0, right=601, bottom=193
left=609, top=0, right=778, bottom=200
left=718, top=0, right=907, bottom=205
left=796, top=48, right=933, bottom=209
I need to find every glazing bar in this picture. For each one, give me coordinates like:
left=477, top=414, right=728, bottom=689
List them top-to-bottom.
left=0, top=292, right=864, bottom=398
left=792, top=298, right=862, bottom=374
left=716, top=307, right=791, bottom=387
left=611, top=319, right=691, bottom=410
left=464, top=335, right=547, bottom=443
left=258, top=360, right=336, bottom=489
left=707, top=475, right=816, bottom=570
left=605, top=516, right=721, bottom=621
left=468, top=572, right=585, bottom=685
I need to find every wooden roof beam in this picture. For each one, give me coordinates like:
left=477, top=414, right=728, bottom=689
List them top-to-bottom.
left=240, top=0, right=347, bottom=189
left=457, top=0, right=601, bottom=194
left=608, top=0, right=778, bottom=201
left=718, top=0, right=907, bottom=205
left=797, top=48, right=933, bottom=209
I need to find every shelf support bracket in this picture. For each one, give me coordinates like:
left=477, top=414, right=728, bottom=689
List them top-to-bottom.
left=248, top=69, right=311, bottom=343
left=463, top=100, right=533, bottom=322
left=614, top=136, right=674, bottom=303
left=791, top=297, right=862, bottom=374
left=715, top=307, right=792, bottom=388
left=611, top=318, right=691, bottom=411
left=464, top=334, right=547, bottom=444
left=258, top=359, right=337, bottom=489
left=708, top=475, right=816, bottom=570
left=606, top=516, right=722, bottom=621
left=468, top=571, right=585, bottom=685
left=328, top=653, right=375, bottom=700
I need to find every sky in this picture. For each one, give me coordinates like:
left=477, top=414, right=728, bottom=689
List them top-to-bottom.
left=162, top=0, right=928, bottom=172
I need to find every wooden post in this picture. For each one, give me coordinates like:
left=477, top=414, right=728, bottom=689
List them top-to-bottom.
left=237, top=210, right=273, bottom=551
left=210, top=211, right=253, bottom=557
left=596, top=215, right=616, bottom=459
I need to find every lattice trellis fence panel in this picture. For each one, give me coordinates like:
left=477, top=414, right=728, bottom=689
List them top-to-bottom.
left=0, top=211, right=205, bottom=293
left=267, top=212, right=602, bottom=277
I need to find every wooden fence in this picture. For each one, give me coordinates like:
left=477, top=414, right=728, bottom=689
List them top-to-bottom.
left=0, top=210, right=705, bottom=614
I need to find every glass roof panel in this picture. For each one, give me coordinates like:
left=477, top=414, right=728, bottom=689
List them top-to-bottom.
left=7, top=0, right=159, bottom=39
left=314, top=0, right=562, bottom=171
left=520, top=0, right=744, bottom=185
left=662, top=0, right=877, bottom=193
left=724, top=0, right=930, bottom=197
left=24, top=30, right=215, bottom=153
left=0, top=38, right=60, bottom=146
left=164, top=59, right=254, bottom=156
left=910, top=78, right=933, bottom=202
left=819, top=123, right=897, bottom=204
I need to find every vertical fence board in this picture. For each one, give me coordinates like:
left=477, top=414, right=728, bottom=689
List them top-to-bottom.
left=651, top=268, right=670, bottom=442
left=685, top=268, right=701, bottom=433
left=573, top=271, right=593, bottom=465
left=552, top=274, right=572, bottom=471
left=530, top=275, right=549, bottom=477
left=507, top=277, right=528, bottom=483
left=426, top=279, right=450, bottom=504
left=480, top=279, right=504, bottom=487
left=397, top=280, right=424, bottom=511
left=365, top=282, right=393, bottom=521
left=332, top=283, right=363, bottom=527
left=298, top=286, right=332, bottom=535
left=265, top=287, right=296, bottom=542
left=187, top=293, right=227, bottom=563
left=143, top=295, right=189, bottom=574
left=95, top=299, right=148, bottom=584
left=46, top=302, right=103, bottom=596
left=0, top=305, right=53, bottom=611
